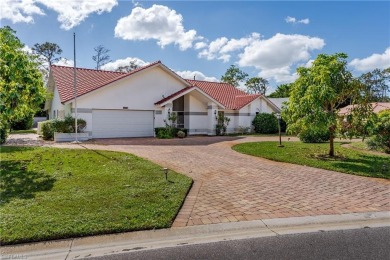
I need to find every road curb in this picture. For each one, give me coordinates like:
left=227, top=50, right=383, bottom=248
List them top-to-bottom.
left=2, top=211, right=389, bottom=260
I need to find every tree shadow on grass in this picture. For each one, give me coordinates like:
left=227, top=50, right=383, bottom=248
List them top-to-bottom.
left=330, top=154, right=390, bottom=179
left=0, top=160, right=56, bottom=205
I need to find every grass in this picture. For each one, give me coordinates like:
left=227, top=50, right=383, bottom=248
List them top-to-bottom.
left=9, top=129, right=37, bottom=134
left=232, top=141, right=390, bottom=179
left=348, top=141, right=386, bottom=153
left=0, top=146, right=192, bottom=245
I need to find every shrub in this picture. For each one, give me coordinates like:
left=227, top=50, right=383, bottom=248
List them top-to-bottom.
left=366, top=110, right=390, bottom=153
left=10, top=113, right=34, bottom=130
left=252, top=113, right=278, bottom=134
left=216, top=114, right=230, bottom=136
left=40, top=116, right=87, bottom=140
left=41, top=120, right=54, bottom=140
left=237, top=125, right=250, bottom=135
left=0, top=127, right=9, bottom=144
left=155, top=127, right=188, bottom=139
left=156, top=128, right=174, bottom=139
left=299, top=128, right=330, bottom=143
left=177, top=130, right=185, bottom=138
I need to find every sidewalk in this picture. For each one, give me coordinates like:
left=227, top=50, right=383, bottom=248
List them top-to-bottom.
left=2, top=211, right=389, bottom=260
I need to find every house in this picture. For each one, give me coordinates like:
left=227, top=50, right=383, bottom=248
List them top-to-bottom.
left=46, top=61, right=280, bottom=138
left=267, top=98, right=289, bottom=111
left=338, top=102, right=390, bottom=116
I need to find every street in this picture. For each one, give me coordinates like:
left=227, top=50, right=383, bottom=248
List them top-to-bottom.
left=90, top=227, right=390, bottom=260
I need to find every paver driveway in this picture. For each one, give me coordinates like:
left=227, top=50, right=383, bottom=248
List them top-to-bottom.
left=56, top=136, right=390, bottom=227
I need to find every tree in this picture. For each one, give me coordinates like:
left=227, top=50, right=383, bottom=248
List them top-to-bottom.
left=0, top=26, right=46, bottom=143
left=32, top=42, right=62, bottom=68
left=92, top=45, right=111, bottom=70
left=283, top=53, right=371, bottom=157
left=115, top=60, right=139, bottom=73
left=221, top=65, right=248, bottom=87
left=359, top=68, right=390, bottom=102
left=245, top=77, right=269, bottom=95
left=268, top=83, right=292, bottom=98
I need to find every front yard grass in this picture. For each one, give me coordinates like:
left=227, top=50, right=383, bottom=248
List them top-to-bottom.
left=232, top=142, right=389, bottom=179
left=0, top=146, right=192, bottom=245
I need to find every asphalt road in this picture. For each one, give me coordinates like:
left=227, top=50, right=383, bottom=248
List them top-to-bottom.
left=89, top=227, right=390, bottom=260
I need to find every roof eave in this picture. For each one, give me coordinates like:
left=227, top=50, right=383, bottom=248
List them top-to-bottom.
left=157, top=86, right=226, bottom=109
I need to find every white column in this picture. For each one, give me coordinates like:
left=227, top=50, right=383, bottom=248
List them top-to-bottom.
left=207, top=102, right=218, bottom=135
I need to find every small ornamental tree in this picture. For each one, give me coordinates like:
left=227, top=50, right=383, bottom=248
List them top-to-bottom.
left=0, top=26, right=46, bottom=143
left=283, top=53, right=372, bottom=157
left=367, top=110, right=390, bottom=153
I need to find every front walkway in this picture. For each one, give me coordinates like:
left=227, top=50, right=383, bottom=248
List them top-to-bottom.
left=51, top=136, right=390, bottom=227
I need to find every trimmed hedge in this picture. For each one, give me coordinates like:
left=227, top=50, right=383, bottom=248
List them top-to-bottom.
left=252, top=113, right=278, bottom=134
left=40, top=116, right=87, bottom=140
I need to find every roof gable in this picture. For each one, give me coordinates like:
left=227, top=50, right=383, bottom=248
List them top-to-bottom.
left=51, top=61, right=191, bottom=104
left=185, top=79, right=260, bottom=109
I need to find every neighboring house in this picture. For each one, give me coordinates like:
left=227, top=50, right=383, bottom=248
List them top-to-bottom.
left=45, top=61, right=280, bottom=138
left=267, top=98, right=289, bottom=111
left=338, top=102, right=390, bottom=116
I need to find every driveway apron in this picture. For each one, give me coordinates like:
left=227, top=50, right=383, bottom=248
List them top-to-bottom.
left=54, top=136, right=390, bottom=227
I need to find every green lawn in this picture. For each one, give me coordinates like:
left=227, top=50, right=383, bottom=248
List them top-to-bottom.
left=232, top=142, right=390, bottom=179
left=0, top=146, right=192, bottom=245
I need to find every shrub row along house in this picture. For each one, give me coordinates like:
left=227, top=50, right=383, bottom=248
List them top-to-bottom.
left=46, top=61, right=280, bottom=138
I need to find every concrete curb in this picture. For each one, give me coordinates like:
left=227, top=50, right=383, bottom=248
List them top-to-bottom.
left=2, top=211, right=389, bottom=260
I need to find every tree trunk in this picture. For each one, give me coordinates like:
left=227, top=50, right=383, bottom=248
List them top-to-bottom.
left=329, top=126, right=335, bottom=157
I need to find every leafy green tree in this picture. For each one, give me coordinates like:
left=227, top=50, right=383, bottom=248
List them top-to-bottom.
left=0, top=26, right=46, bottom=143
left=92, top=45, right=111, bottom=70
left=283, top=53, right=371, bottom=157
left=221, top=65, right=248, bottom=87
left=359, top=68, right=390, bottom=102
left=245, top=77, right=269, bottom=95
left=268, top=83, right=292, bottom=98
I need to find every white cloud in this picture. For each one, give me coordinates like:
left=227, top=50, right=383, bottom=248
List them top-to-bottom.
left=0, top=0, right=118, bottom=30
left=0, top=0, right=45, bottom=24
left=39, top=0, right=118, bottom=30
left=115, top=5, right=198, bottom=50
left=285, top=16, right=310, bottom=25
left=198, top=33, right=260, bottom=62
left=238, top=33, right=325, bottom=83
left=194, top=42, right=208, bottom=50
left=22, top=45, right=33, bottom=54
left=349, top=47, right=390, bottom=72
left=101, top=57, right=149, bottom=71
left=54, top=58, right=74, bottom=67
left=176, top=70, right=218, bottom=82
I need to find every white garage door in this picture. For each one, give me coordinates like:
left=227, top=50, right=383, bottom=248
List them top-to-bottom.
left=92, top=110, right=154, bottom=138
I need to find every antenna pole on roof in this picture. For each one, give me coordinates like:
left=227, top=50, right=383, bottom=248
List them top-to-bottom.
left=72, top=32, right=80, bottom=144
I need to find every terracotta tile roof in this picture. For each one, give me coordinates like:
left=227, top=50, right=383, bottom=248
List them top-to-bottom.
left=52, top=61, right=161, bottom=103
left=186, top=79, right=261, bottom=109
left=339, top=102, right=390, bottom=115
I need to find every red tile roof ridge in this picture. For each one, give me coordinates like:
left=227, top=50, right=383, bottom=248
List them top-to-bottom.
left=50, top=65, right=126, bottom=76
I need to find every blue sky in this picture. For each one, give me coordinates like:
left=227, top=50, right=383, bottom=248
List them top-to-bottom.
left=1, top=0, right=389, bottom=93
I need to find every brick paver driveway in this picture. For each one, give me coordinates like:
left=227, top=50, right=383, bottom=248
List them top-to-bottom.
left=60, top=136, right=390, bottom=227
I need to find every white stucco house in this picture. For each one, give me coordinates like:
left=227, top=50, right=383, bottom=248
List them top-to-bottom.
left=46, top=61, right=280, bottom=138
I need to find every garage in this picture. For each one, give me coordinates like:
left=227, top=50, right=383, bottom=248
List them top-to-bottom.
left=92, top=110, right=154, bottom=138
